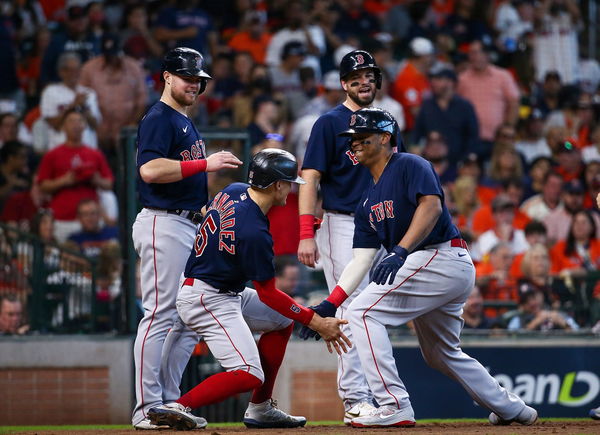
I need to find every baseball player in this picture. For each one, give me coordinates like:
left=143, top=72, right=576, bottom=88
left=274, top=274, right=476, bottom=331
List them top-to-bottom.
left=132, top=47, right=242, bottom=430
left=297, top=49, right=403, bottom=423
left=302, top=108, right=538, bottom=428
left=147, top=149, right=351, bottom=430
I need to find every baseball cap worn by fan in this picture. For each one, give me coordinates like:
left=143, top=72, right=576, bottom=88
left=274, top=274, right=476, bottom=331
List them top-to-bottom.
left=68, top=5, right=86, bottom=20
left=410, top=37, right=434, bottom=56
left=281, top=41, right=306, bottom=60
left=428, top=64, right=457, bottom=81
left=323, top=70, right=341, bottom=90
left=557, top=140, right=577, bottom=153
left=563, top=179, right=585, bottom=194
left=491, top=195, right=515, bottom=213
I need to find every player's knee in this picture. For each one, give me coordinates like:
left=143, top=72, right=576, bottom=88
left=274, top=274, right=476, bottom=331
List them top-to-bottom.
left=246, top=365, right=265, bottom=385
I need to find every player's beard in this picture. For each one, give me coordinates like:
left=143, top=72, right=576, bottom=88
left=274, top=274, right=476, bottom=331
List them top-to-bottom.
left=347, top=86, right=376, bottom=107
left=171, top=87, right=199, bottom=107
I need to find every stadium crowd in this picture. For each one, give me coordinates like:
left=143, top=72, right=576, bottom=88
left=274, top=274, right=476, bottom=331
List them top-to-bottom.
left=0, top=0, right=599, bottom=333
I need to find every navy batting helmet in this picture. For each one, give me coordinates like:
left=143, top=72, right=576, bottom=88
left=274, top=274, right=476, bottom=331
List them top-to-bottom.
left=162, top=47, right=212, bottom=94
left=339, top=50, right=382, bottom=89
left=338, top=107, right=397, bottom=147
left=248, top=148, right=306, bottom=189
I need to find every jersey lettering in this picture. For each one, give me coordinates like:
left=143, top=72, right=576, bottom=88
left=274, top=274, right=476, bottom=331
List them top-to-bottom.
left=180, top=149, right=192, bottom=161
left=345, top=150, right=359, bottom=165
left=204, top=191, right=236, bottom=255
left=384, top=200, right=395, bottom=218
left=370, top=202, right=385, bottom=222
left=194, top=214, right=217, bottom=257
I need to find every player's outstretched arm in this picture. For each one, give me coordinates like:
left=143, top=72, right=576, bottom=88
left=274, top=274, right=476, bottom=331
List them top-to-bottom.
left=205, top=150, right=243, bottom=172
left=298, top=169, right=322, bottom=267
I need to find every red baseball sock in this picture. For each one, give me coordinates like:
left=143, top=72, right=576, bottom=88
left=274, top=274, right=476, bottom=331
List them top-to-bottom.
left=251, top=323, right=293, bottom=404
left=177, top=370, right=261, bottom=409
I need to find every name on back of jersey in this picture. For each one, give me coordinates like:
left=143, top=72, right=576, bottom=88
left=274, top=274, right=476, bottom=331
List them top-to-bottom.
left=194, top=191, right=236, bottom=257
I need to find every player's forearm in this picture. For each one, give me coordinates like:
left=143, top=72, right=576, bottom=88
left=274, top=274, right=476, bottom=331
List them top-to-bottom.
left=139, top=158, right=207, bottom=184
left=298, top=169, right=321, bottom=215
left=398, top=195, right=442, bottom=252
left=332, top=248, right=378, bottom=302
left=253, top=278, right=315, bottom=325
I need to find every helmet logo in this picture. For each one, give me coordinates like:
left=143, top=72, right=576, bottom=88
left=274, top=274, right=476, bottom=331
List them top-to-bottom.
left=355, top=54, right=364, bottom=65
left=350, top=114, right=357, bottom=126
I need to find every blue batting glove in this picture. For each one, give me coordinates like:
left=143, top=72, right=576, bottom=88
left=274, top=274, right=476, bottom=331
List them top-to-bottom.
left=372, top=246, right=408, bottom=285
left=298, top=300, right=337, bottom=341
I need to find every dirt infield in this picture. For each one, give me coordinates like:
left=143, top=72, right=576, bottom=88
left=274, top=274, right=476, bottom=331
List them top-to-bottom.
left=7, top=420, right=600, bottom=435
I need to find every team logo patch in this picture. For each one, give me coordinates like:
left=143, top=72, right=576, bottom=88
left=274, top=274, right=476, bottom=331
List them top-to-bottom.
left=355, top=54, right=364, bottom=65
left=350, top=114, right=356, bottom=126
left=290, top=305, right=301, bottom=314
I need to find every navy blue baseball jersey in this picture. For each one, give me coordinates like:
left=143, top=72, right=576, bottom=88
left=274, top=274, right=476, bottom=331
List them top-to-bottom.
left=136, top=101, right=208, bottom=211
left=302, top=104, right=405, bottom=213
left=353, top=153, right=460, bottom=252
left=184, top=182, right=275, bottom=292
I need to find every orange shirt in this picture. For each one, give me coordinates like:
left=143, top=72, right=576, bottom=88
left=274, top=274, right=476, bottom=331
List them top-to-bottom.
left=228, top=31, right=272, bottom=65
left=391, top=61, right=430, bottom=131
left=477, top=185, right=500, bottom=207
left=471, top=205, right=532, bottom=236
left=550, top=239, right=600, bottom=273
left=510, top=253, right=524, bottom=280
left=476, top=262, right=519, bottom=317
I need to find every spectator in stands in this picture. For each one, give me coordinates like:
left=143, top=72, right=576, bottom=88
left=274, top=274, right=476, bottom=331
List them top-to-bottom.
left=154, top=0, right=218, bottom=60
left=265, top=0, right=326, bottom=77
left=334, top=0, right=381, bottom=45
left=444, top=0, right=493, bottom=49
left=533, top=0, right=581, bottom=85
left=120, top=3, right=164, bottom=65
left=40, top=5, right=100, bottom=85
left=228, top=11, right=272, bottom=65
left=79, top=33, right=148, bottom=155
left=392, top=37, right=434, bottom=132
left=457, top=39, right=520, bottom=161
left=269, top=40, right=307, bottom=118
left=39, top=52, right=101, bottom=153
left=232, top=63, right=273, bottom=128
left=412, top=65, right=479, bottom=165
left=372, top=69, right=406, bottom=132
left=300, top=70, right=344, bottom=118
left=532, top=70, right=562, bottom=118
left=246, top=95, right=285, bottom=148
left=515, top=108, right=551, bottom=165
left=36, top=109, right=113, bottom=243
left=0, top=113, right=31, bottom=147
left=582, top=126, right=600, bottom=164
left=421, top=131, right=457, bottom=186
left=554, top=140, right=584, bottom=182
left=0, top=141, right=30, bottom=212
left=483, top=141, right=523, bottom=195
left=523, top=156, right=552, bottom=199
left=583, top=160, right=600, bottom=209
left=521, top=171, right=563, bottom=221
left=451, top=175, right=479, bottom=236
left=472, top=179, right=531, bottom=237
left=545, top=179, right=600, bottom=243
left=472, top=194, right=529, bottom=262
left=66, top=198, right=118, bottom=261
left=551, top=210, right=600, bottom=278
left=510, top=221, right=548, bottom=279
left=475, top=242, right=519, bottom=317
left=518, top=243, right=573, bottom=311
left=274, top=255, right=302, bottom=302
left=461, top=286, right=495, bottom=329
left=507, top=289, right=578, bottom=331
left=0, top=294, right=28, bottom=335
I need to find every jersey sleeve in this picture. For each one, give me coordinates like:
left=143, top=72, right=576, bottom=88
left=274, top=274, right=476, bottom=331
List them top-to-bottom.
left=302, top=115, right=334, bottom=173
left=137, top=116, right=176, bottom=166
left=404, top=156, right=444, bottom=207
left=352, top=196, right=380, bottom=249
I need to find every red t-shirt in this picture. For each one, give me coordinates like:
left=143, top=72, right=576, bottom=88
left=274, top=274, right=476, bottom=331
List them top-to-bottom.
left=36, top=144, right=113, bottom=220
left=267, top=192, right=300, bottom=256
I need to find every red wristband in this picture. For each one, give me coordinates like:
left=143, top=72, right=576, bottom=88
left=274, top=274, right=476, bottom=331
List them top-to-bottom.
left=180, top=159, right=207, bottom=178
left=299, top=214, right=315, bottom=240
left=326, top=285, right=349, bottom=308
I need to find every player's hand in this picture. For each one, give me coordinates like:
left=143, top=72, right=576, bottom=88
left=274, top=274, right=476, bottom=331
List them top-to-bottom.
left=206, top=151, right=243, bottom=172
left=298, top=238, right=320, bottom=268
left=372, top=245, right=408, bottom=285
left=299, top=300, right=337, bottom=340
left=308, top=315, right=351, bottom=355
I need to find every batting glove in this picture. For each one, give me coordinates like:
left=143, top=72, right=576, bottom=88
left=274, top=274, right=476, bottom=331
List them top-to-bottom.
left=372, top=245, right=408, bottom=285
left=298, top=300, right=337, bottom=341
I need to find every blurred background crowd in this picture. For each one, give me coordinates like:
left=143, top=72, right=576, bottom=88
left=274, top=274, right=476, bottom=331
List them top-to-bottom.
left=0, top=0, right=599, bottom=335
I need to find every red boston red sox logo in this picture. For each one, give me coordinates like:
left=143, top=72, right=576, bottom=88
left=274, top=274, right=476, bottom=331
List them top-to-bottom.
left=355, top=54, right=364, bottom=64
left=345, top=150, right=359, bottom=165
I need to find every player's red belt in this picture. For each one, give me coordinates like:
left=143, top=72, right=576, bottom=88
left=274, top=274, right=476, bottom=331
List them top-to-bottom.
left=183, top=277, right=195, bottom=287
